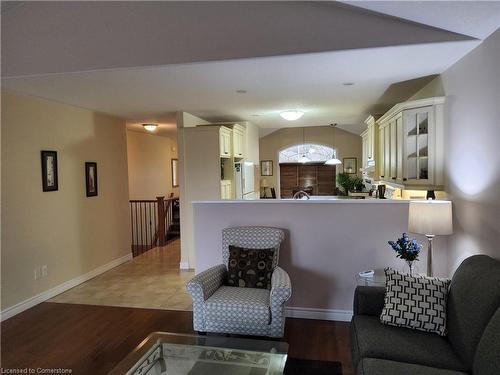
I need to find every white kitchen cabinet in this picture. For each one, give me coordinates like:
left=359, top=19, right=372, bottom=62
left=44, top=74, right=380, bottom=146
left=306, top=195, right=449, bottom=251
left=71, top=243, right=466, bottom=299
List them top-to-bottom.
left=376, top=97, right=445, bottom=189
left=361, top=115, right=378, bottom=171
left=232, top=124, right=245, bottom=159
left=378, top=125, right=385, bottom=179
left=219, top=127, right=232, bottom=158
left=361, top=129, right=369, bottom=169
left=220, top=180, right=232, bottom=199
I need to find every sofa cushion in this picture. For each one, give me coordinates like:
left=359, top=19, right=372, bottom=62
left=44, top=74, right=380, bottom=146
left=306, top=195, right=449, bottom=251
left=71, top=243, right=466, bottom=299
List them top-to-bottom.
left=226, top=245, right=275, bottom=289
left=447, top=255, right=500, bottom=368
left=380, top=268, right=450, bottom=336
left=205, top=286, right=270, bottom=325
left=473, top=307, right=500, bottom=375
left=351, top=315, right=467, bottom=372
left=357, top=358, right=469, bottom=375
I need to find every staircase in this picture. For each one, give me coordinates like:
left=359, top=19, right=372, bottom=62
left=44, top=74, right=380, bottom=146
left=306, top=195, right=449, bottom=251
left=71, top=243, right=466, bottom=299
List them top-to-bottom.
left=129, top=196, right=180, bottom=257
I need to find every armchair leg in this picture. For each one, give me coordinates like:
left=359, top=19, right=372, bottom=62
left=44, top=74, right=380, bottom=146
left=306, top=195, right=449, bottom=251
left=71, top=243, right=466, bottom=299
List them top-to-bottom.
left=197, top=331, right=207, bottom=336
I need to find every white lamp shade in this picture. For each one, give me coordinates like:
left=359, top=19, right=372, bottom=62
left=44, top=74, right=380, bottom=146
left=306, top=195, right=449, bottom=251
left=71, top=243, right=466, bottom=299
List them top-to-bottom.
left=261, top=178, right=269, bottom=188
left=408, top=200, right=453, bottom=236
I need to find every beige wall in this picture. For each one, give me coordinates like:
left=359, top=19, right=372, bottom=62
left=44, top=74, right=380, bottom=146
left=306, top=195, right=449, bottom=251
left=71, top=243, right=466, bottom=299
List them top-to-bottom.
left=410, top=29, right=500, bottom=273
left=1, top=90, right=131, bottom=311
left=259, top=126, right=362, bottom=194
left=126, top=130, right=179, bottom=200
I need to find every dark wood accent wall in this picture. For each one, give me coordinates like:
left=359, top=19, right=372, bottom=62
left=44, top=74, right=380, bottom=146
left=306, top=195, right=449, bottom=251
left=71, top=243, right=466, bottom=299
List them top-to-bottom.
left=279, top=163, right=336, bottom=198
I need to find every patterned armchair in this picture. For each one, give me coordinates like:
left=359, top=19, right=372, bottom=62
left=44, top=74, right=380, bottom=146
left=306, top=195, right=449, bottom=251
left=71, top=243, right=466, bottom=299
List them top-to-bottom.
left=186, top=226, right=292, bottom=338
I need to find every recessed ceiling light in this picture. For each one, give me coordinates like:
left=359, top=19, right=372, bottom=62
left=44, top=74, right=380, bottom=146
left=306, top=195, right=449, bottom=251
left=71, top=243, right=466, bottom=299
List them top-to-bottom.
left=343, top=82, right=355, bottom=86
left=236, top=89, right=247, bottom=94
left=280, top=110, right=304, bottom=121
left=250, top=114, right=261, bottom=117
left=142, top=123, right=158, bottom=132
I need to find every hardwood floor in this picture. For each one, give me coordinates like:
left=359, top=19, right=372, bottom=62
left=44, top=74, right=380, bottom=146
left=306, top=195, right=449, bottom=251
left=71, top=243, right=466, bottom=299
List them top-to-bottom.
left=1, top=302, right=354, bottom=375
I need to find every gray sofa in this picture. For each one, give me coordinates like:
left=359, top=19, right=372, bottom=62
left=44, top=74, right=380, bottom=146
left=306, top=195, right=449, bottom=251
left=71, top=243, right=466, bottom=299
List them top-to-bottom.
left=351, top=255, right=500, bottom=375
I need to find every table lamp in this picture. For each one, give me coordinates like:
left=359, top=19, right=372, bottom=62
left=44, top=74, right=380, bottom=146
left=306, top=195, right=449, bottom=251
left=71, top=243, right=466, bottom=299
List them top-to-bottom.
left=408, top=200, right=453, bottom=276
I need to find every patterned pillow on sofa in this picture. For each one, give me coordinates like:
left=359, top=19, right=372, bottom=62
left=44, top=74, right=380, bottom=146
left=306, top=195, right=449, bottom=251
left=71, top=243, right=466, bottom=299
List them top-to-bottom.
left=226, top=245, right=275, bottom=289
left=380, top=268, right=451, bottom=336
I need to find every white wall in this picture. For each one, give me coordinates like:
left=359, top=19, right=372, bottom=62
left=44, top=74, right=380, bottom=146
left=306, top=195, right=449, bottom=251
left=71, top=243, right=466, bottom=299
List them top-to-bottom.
left=410, top=28, right=500, bottom=273
left=1, top=90, right=131, bottom=312
left=176, top=112, right=211, bottom=268
left=126, top=130, right=178, bottom=200
left=193, top=201, right=448, bottom=314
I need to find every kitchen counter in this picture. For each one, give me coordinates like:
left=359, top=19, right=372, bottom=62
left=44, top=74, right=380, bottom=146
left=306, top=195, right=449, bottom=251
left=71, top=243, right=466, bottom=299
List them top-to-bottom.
left=193, top=197, right=409, bottom=204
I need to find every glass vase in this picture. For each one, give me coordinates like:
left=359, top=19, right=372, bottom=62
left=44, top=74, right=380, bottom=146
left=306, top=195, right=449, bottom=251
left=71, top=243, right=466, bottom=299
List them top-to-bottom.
left=403, top=260, right=418, bottom=276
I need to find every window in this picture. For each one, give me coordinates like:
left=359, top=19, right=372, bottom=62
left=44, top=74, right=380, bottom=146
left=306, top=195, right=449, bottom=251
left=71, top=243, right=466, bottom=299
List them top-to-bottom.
left=279, top=144, right=334, bottom=163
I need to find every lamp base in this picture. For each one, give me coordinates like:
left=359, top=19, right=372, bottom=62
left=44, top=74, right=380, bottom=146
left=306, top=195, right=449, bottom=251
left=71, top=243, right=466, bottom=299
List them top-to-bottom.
left=426, top=235, right=435, bottom=277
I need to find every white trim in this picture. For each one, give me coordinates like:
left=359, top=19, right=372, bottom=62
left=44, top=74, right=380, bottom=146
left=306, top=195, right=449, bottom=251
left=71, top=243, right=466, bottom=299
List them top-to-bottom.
left=377, top=96, right=445, bottom=124
left=0, top=253, right=132, bottom=322
left=179, top=261, right=191, bottom=270
left=285, top=306, right=353, bottom=322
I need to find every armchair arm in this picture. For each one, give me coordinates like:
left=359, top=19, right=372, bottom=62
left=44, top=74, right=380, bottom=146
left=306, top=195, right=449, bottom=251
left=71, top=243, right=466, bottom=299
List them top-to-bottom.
left=186, top=264, right=226, bottom=302
left=186, top=264, right=226, bottom=332
left=269, top=266, right=292, bottom=338
left=270, top=266, right=292, bottom=306
left=353, top=286, right=386, bottom=316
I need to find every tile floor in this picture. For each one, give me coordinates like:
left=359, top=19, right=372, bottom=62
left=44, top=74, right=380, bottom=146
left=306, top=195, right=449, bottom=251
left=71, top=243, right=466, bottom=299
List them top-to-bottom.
left=49, top=239, right=195, bottom=311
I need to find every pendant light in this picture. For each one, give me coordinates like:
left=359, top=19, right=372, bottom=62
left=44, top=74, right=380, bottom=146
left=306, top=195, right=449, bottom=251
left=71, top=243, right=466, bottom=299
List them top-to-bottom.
left=325, top=123, right=342, bottom=165
left=298, top=127, right=310, bottom=163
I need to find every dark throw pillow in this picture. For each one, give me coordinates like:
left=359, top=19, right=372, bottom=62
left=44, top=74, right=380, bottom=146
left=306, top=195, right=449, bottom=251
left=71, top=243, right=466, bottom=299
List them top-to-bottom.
left=226, top=245, right=275, bottom=289
left=380, top=267, right=451, bottom=336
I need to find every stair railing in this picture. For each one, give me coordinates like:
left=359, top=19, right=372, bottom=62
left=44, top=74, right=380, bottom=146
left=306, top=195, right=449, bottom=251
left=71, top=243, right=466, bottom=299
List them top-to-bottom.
left=129, top=196, right=178, bottom=257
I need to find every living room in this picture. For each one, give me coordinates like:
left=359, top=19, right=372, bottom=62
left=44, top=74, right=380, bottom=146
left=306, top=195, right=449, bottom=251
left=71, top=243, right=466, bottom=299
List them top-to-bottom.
left=1, top=2, right=500, bottom=375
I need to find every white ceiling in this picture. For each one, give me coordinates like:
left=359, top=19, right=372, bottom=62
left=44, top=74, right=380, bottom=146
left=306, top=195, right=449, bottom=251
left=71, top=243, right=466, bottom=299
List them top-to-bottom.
left=2, top=1, right=497, bottom=135
left=344, top=1, right=500, bottom=40
left=2, top=40, right=478, bottom=134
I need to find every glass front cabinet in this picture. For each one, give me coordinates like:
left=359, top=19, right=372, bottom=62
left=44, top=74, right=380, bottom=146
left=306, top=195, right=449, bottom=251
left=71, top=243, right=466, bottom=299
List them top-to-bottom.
left=376, top=97, right=445, bottom=189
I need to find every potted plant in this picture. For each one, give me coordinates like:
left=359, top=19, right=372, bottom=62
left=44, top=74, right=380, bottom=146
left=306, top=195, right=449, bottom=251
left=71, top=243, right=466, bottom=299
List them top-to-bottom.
left=337, top=173, right=353, bottom=196
left=352, top=176, right=364, bottom=192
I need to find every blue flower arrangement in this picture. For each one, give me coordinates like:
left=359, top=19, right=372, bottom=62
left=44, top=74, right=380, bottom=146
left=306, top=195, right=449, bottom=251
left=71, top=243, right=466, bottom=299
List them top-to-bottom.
left=388, top=233, right=422, bottom=262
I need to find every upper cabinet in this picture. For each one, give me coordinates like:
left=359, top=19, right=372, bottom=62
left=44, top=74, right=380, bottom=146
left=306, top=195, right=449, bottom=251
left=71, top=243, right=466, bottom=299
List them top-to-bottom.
left=376, top=97, right=445, bottom=189
left=361, top=115, right=379, bottom=172
left=232, top=124, right=246, bottom=159
left=219, top=126, right=232, bottom=158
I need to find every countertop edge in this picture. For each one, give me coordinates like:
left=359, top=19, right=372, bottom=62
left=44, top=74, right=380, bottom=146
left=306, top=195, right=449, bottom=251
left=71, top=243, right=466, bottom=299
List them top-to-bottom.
left=192, top=199, right=410, bottom=204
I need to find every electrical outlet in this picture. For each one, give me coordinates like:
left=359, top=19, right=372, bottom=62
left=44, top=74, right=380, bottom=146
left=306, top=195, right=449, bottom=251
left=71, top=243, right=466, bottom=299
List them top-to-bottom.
left=41, top=265, right=48, bottom=278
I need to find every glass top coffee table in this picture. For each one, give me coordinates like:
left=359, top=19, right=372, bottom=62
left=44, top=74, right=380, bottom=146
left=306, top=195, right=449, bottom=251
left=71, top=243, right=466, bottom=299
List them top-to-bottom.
left=109, top=332, right=289, bottom=375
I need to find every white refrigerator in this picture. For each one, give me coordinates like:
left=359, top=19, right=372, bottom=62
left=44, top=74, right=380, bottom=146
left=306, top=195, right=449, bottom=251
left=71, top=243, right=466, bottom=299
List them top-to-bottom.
left=234, top=162, right=256, bottom=200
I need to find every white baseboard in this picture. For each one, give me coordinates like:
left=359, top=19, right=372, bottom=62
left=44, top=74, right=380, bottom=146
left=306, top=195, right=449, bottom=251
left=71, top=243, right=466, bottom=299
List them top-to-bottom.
left=0, top=253, right=132, bottom=322
left=179, top=261, right=191, bottom=270
left=285, top=306, right=353, bottom=322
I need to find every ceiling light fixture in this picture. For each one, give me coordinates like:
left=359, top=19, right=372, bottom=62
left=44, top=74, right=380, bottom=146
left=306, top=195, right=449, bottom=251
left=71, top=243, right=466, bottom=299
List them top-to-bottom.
left=343, top=82, right=355, bottom=86
left=236, top=89, right=247, bottom=94
left=280, top=110, right=304, bottom=121
left=143, top=123, right=158, bottom=132
left=325, top=123, right=342, bottom=165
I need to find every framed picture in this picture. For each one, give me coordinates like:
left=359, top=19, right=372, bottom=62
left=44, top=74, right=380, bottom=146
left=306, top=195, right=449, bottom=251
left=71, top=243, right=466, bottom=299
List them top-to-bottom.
left=41, top=150, right=58, bottom=192
left=343, top=157, right=357, bottom=174
left=171, top=158, right=179, bottom=187
left=261, top=160, right=273, bottom=176
left=85, top=162, right=98, bottom=197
